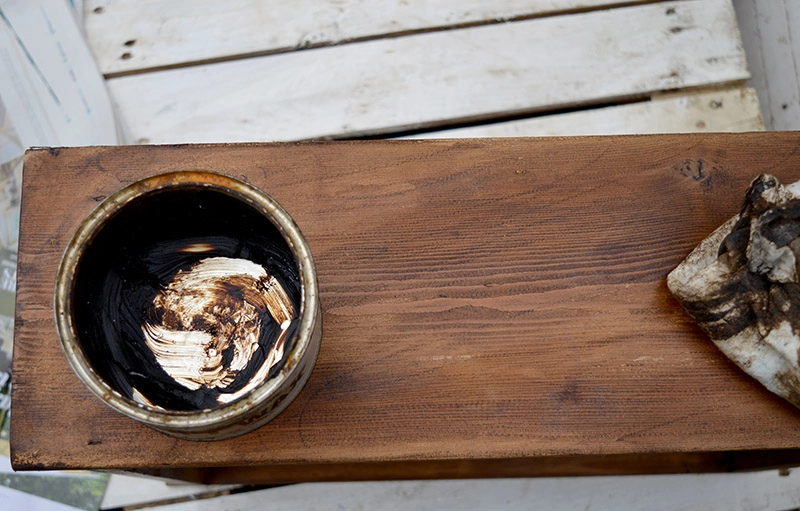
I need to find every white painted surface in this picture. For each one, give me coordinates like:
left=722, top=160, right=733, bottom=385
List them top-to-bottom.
left=84, top=0, right=661, bottom=75
left=107, top=0, right=748, bottom=144
left=733, top=0, right=800, bottom=130
left=406, top=87, right=764, bottom=138
left=110, top=470, right=800, bottom=511
left=101, top=474, right=239, bottom=510
left=0, top=486, right=82, bottom=511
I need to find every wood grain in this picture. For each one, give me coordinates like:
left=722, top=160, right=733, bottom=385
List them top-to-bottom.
left=84, top=0, right=663, bottom=76
left=105, top=0, right=748, bottom=144
left=405, top=87, right=764, bottom=138
left=12, top=134, right=800, bottom=481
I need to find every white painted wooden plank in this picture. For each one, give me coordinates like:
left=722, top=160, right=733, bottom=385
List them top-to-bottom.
left=84, top=0, right=662, bottom=76
left=108, top=0, right=749, bottom=145
left=731, top=0, right=770, bottom=127
left=733, top=0, right=800, bottom=130
left=752, top=0, right=798, bottom=130
left=782, top=0, right=800, bottom=130
left=786, top=3, right=800, bottom=81
left=405, top=87, right=764, bottom=138
left=127, top=470, right=800, bottom=511
left=100, top=473, right=239, bottom=510
left=0, top=485, right=82, bottom=511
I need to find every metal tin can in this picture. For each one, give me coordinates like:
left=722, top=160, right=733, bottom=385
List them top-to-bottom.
left=54, top=171, right=321, bottom=440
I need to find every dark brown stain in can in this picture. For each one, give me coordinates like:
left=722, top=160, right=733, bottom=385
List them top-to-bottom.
left=71, top=186, right=301, bottom=411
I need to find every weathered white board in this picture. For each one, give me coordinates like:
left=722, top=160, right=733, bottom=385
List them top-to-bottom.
left=84, top=0, right=663, bottom=75
left=107, top=0, right=748, bottom=144
left=732, top=0, right=800, bottom=130
left=406, top=87, right=764, bottom=138
left=117, top=470, right=800, bottom=511
left=101, top=474, right=240, bottom=510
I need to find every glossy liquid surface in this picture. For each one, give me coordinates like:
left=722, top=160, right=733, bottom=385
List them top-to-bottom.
left=72, top=187, right=301, bottom=411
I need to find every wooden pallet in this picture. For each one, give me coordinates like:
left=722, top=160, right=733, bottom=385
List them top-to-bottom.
left=83, top=0, right=762, bottom=143
left=11, top=133, right=800, bottom=483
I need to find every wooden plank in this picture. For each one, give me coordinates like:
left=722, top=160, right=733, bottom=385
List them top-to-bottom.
left=84, top=0, right=663, bottom=76
left=106, top=0, right=749, bottom=144
left=731, top=0, right=800, bottom=130
left=731, top=0, right=770, bottom=126
left=405, top=87, right=764, bottom=138
left=11, top=133, right=800, bottom=481
left=119, top=471, right=800, bottom=511
left=101, top=474, right=240, bottom=510
left=0, top=486, right=82, bottom=511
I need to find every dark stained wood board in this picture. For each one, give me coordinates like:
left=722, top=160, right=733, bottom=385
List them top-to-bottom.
left=11, top=135, right=800, bottom=481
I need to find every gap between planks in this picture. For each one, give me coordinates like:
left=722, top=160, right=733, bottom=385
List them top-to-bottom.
left=85, top=0, right=669, bottom=77
left=106, top=0, right=749, bottom=144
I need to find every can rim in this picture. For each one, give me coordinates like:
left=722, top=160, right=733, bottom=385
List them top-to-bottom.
left=53, top=170, right=320, bottom=431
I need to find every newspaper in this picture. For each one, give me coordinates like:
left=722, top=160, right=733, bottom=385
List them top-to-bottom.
left=0, top=0, right=119, bottom=509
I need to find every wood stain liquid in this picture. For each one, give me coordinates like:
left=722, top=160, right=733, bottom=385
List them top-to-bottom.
left=71, top=186, right=302, bottom=412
